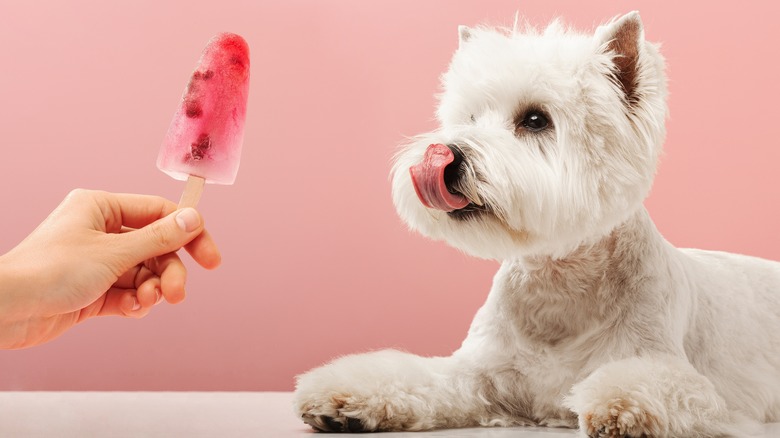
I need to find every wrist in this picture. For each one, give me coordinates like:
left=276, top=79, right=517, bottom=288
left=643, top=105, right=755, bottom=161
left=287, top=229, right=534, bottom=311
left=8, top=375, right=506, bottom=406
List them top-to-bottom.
left=0, top=250, right=42, bottom=321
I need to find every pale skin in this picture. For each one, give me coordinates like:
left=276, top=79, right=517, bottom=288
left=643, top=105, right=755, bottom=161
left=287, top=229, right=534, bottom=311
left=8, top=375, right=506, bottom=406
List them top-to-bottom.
left=0, top=189, right=222, bottom=349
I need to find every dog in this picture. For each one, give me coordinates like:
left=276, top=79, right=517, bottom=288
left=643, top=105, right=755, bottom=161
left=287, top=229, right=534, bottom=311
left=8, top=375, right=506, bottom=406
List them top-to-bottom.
left=293, top=12, right=780, bottom=437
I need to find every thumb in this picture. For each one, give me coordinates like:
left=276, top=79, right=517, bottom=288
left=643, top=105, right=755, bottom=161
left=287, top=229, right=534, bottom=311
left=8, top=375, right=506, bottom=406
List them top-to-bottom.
left=120, top=208, right=204, bottom=263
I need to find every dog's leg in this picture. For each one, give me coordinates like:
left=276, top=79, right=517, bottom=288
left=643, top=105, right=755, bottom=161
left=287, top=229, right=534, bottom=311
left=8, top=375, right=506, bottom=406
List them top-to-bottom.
left=293, top=349, right=531, bottom=432
left=565, top=355, right=751, bottom=438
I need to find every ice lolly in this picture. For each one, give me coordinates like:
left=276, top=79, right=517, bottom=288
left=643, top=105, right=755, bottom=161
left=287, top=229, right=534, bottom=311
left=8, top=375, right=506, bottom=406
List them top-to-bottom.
left=157, top=32, right=250, bottom=208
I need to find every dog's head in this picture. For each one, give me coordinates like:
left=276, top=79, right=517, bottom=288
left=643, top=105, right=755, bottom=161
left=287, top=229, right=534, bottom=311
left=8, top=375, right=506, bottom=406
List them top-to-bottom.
left=391, top=12, right=668, bottom=260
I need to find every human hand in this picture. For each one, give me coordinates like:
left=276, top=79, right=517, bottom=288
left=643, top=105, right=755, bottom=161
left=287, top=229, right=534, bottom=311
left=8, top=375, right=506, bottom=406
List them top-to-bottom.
left=0, top=189, right=221, bottom=349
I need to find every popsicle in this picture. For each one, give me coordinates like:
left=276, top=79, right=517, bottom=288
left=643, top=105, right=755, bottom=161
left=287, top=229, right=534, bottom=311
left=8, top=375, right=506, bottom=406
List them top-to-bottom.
left=157, top=32, right=250, bottom=208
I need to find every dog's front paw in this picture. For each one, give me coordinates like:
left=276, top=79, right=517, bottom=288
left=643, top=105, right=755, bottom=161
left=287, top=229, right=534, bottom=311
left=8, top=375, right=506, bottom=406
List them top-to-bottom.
left=294, top=350, right=452, bottom=432
left=565, top=357, right=735, bottom=438
left=296, top=381, right=433, bottom=432
left=298, top=393, right=378, bottom=432
left=579, top=397, right=660, bottom=438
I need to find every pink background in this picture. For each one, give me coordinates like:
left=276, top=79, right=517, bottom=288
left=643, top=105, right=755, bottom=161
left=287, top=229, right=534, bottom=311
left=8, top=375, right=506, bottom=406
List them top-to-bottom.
left=0, top=0, right=779, bottom=391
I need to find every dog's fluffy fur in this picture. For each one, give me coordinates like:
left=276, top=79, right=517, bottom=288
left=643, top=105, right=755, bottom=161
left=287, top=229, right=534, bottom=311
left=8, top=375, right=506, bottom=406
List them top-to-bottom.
left=294, top=12, right=780, bottom=437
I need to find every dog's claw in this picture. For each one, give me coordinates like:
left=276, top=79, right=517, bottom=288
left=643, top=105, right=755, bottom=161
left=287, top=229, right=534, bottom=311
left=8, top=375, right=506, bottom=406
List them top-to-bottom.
left=301, top=413, right=369, bottom=433
left=322, top=415, right=343, bottom=432
left=345, top=417, right=366, bottom=432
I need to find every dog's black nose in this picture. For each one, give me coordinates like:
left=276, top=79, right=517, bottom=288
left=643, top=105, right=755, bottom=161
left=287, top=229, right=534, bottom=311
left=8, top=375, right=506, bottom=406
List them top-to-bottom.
left=443, top=144, right=464, bottom=194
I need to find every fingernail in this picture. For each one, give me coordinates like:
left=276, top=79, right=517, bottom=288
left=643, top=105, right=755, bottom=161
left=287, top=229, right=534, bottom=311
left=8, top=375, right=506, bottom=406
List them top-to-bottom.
left=175, top=208, right=200, bottom=232
left=154, top=288, right=162, bottom=304
left=131, top=297, right=142, bottom=311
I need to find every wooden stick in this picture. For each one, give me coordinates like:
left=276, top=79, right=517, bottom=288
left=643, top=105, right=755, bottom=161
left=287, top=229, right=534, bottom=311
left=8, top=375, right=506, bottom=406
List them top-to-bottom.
left=178, top=175, right=206, bottom=208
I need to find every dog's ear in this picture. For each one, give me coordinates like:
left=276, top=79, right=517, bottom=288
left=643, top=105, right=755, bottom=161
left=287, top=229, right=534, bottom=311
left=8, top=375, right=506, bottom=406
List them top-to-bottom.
left=595, top=11, right=644, bottom=106
left=458, top=25, right=473, bottom=49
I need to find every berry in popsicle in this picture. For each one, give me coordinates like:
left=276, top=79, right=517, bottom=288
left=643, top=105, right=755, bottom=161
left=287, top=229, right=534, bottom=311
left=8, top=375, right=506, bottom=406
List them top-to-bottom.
left=157, top=32, right=250, bottom=207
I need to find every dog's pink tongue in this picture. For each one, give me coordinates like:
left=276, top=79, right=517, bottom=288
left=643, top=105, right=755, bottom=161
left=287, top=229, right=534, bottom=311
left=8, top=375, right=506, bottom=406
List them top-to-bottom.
left=409, top=144, right=470, bottom=212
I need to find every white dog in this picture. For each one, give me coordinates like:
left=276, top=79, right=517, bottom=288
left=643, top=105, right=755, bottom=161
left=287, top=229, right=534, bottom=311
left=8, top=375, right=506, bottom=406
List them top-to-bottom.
left=294, top=12, right=780, bottom=437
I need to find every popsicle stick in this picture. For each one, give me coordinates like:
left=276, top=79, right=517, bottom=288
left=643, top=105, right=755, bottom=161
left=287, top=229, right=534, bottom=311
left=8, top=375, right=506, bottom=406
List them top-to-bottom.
left=178, top=175, right=206, bottom=208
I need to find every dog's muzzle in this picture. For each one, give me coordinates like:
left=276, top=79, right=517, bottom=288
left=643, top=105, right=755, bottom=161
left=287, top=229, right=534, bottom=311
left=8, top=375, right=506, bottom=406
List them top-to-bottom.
left=409, top=144, right=470, bottom=212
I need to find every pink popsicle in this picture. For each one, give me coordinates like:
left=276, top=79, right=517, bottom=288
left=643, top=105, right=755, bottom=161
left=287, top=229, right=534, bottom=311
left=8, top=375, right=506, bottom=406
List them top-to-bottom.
left=157, top=32, right=250, bottom=207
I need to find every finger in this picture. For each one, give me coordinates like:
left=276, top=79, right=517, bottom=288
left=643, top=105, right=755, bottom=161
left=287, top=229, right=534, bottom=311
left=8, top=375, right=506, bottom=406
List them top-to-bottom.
left=100, top=192, right=179, bottom=233
left=115, top=208, right=204, bottom=269
left=122, top=224, right=220, bottom=269
left=184, top=228, right=222, bottom=270
left=143, top=252, right=186, bottom=304
left=155, top=252, right=187, bottom=304
left=113, top=263, right=156, bottom=290
left=114, top=265, right=143, bottom=289
left=136, top=276, right=162, bottom=308
left=94, top=289, right=152, bottom=318
left=77, top=295, right=108, bottom=322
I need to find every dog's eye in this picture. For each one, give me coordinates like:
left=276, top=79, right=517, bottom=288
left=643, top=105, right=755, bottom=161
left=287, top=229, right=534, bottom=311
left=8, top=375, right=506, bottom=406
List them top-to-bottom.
left=519, top=111, right=550, bottom=132
left=470, top=114, right=476, bottom=122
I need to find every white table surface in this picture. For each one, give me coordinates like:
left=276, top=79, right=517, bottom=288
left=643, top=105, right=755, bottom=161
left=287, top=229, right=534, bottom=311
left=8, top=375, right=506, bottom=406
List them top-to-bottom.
left=0, top=392, right=777, bottom=437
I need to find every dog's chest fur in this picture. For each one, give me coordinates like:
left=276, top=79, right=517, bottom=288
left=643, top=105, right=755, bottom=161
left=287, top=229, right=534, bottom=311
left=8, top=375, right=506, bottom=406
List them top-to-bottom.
left=457, top=210, right=684, bottom=421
